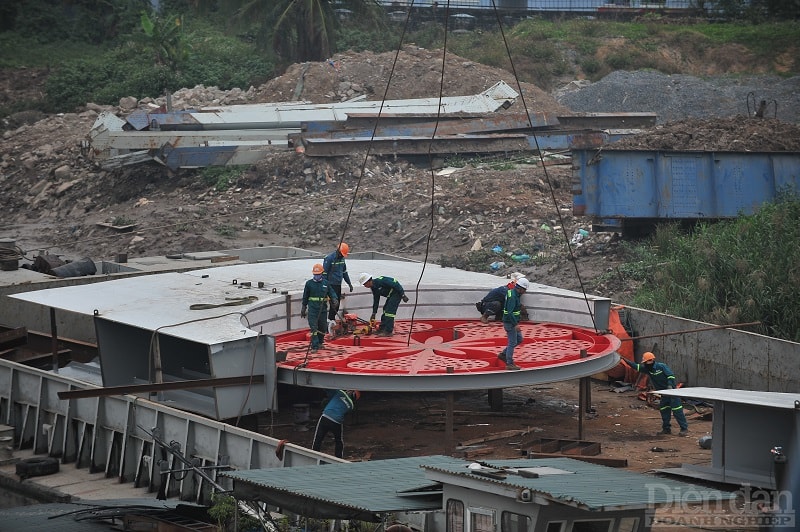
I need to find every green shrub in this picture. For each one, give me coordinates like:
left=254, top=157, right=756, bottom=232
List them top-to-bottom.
left=44, top=29, right=273, bottom=113
left=630, top=195, right=800, bottom=342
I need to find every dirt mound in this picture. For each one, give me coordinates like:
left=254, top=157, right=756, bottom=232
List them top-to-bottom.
left=253, top=46, right=570, bottom=115
left=610, top=116, right=800, bottom=151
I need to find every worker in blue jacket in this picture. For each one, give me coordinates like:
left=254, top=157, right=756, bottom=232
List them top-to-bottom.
left=323, top=242, right=353, bottom=322
left=301, top=263, right=338, bottom=352
left=357, top=273, right=409, bottom=337
left=498, top=277, right=529, bottom=370
left=477, top=284, right=509, bottom=323
left=621, top=351, right=689, bottom=436
left=312, top=389, right=360, bottom=458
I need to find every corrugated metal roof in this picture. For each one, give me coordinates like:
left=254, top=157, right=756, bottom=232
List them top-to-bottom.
left=223, top=455, right=461, bottom=516
left=223, top=456, right=738, bottom=518
left=422, top=457, right=738, bottom=511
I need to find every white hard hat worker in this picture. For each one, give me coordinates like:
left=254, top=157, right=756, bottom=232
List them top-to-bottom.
left=357, top=272, right=372, bottom=286
left=515, top=277, right=530, bottom=291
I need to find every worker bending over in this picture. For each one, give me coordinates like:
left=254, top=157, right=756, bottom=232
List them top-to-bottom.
left=358, top=273, right=409, bottom=337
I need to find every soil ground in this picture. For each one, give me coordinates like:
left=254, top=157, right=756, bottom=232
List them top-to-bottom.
left=251, top=380, right=761, bottom=531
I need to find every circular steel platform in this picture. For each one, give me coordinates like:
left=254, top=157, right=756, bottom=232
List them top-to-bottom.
left=275, top=319, right=621, bottom=390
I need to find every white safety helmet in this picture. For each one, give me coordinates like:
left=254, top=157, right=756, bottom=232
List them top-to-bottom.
left=357, top=272, right=372, bottom=286
left=515, top=277, right=530, bottom=290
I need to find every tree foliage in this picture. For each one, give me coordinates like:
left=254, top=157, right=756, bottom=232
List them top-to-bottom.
left=228, top=0, right=385, bottom=64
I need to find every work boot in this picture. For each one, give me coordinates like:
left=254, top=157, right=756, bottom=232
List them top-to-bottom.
left=480, top=314, right=489, bottom=324
left=375, top=330, right=392, bottom=337
left=497, top=352, right=507, bottom=363
left=505, top=363, right=521, bottom=371
left=656, top=429, right=672, bottom=436
left=678, top=429, right=689, bottom=437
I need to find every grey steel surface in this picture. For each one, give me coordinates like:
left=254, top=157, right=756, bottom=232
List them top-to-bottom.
left=10, top=258, right=610, bottom=343
left=0, top=358, right=342, bottom=505
left=658, top=387, right=799, bottom=489
left=658, top=387, right=800, bottom=409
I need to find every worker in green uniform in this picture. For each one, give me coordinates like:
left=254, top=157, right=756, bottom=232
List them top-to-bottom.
left=301, top=263, right=338, bottom=351
left=357, top=273, right=409, bottom=337
left=497, top=277, right=529, bottom=370
left=621, top=351, right=689, bottom=436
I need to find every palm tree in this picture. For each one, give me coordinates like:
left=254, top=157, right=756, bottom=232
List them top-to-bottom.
left=233, top=0, right=383, bottom=63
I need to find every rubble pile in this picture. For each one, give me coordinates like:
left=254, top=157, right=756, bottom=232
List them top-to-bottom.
left=1, top=48, right=797, bottom=303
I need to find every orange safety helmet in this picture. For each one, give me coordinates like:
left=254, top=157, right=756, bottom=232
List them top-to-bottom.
left=338, top=242, right=350, bottom=257
left=312, top=263, right=324, bottom=275
left=641, top=352, right=656, bottom=363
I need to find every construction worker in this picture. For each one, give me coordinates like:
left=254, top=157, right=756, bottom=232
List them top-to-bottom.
left=323, top=242, right=353, bottom=323
left=301, top=263, right=338, bottom=352
left=357, top=273, right=409, bottom=336
left=497, top=277, right=529, bottom=370
left=477, top=282, right=516, bottom=323
left=621, top=352, right=689, bottom=436
left=312, top=389, right=360, bottom=458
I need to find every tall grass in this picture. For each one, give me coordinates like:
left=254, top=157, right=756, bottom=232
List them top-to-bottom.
left=630, top=194, right=800, bottom=342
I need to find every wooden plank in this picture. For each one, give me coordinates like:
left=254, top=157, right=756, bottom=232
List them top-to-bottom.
left=458, top=429, right=529, bottom=447
left=526, top=452, right=627, bottom=468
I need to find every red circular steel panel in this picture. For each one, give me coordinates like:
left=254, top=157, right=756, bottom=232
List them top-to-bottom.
left=276, top=319, right=620, bottom=375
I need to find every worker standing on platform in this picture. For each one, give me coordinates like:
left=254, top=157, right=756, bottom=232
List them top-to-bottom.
left=323, top=243, right=353, bottom=323
left=301, top=263, right=338, bottom=352
left=357, top=273, right=409, bottom=337
left=498, top=277, right=529, bottom=370
left=621, top=352, right=689, bottom=436
left=312, top=389, right=359, bottom=458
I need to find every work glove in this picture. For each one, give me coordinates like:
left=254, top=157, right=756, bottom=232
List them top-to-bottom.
left=348, top=284, right=353, bottom=292
left=401, top=294, right=409, bottom=303
left=300, top=306, right=307, bottom=318
left=370, top=313, right=376, bottom=321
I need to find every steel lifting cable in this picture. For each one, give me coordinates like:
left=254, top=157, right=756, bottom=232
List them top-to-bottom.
left=408, top=0, right=452, bottom=342
left=485, top=0, right=599, bottom=332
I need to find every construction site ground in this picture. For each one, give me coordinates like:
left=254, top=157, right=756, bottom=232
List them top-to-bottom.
left=255, top=378, right=760, bottom=531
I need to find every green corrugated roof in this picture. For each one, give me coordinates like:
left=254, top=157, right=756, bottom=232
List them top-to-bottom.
left=223, top=455, right=462, bottom=518
left=224, top=456, right=738, bottom=518
left=423, top=457, right=738, bottom=511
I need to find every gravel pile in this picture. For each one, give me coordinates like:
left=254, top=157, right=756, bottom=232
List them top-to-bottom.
left=555, top=71, right=800, bottom=124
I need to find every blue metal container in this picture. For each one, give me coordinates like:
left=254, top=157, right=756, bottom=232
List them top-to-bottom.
left=572, top=149, right=800, bottom=232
